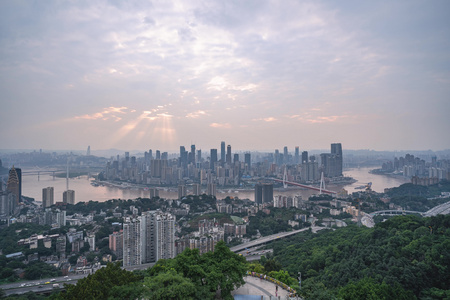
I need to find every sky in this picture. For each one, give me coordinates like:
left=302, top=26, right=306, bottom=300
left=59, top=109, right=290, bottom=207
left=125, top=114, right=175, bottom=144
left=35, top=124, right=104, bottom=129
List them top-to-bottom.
left=1, top=0, right=449, bottom=153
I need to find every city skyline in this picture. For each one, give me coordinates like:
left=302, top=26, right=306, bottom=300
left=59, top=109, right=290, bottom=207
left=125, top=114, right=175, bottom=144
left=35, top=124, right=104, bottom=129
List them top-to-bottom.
left=1, top=1, right=450, bottom=152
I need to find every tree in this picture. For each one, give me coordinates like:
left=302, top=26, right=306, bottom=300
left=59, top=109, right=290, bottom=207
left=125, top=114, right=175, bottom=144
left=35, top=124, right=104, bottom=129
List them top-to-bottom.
left=59, top=262, right=141, bottom=299
left=143, top=270, right=196, bottom=300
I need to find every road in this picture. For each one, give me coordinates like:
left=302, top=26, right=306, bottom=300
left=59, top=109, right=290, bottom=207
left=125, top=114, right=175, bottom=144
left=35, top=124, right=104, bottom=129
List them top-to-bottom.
left=230, top=226, right=326, bottom=253
left=2, top=262, right=156, bottom=296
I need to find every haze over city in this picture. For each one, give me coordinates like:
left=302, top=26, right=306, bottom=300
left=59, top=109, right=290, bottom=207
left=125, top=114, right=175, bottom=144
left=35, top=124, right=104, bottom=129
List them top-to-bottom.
left=1, top=1, right=449, bottom=152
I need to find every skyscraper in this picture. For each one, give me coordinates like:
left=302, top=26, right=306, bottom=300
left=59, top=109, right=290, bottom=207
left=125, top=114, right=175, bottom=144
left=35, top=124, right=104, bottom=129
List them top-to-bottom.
left=220, top=141, right=225, bottom=165
left=226, top=145, right=232, bottom=165
left=295, top=147, right=300, bottom=164
left=210, top=149, right=218, bottom=170
left=302, top=151, right=308, bottom=164
left=244, top=153, right=251, bottom=169
left=6, top=166, right=21, bottom=205
left=254, top=183, right=274, bottom=204
left=42, top=187, right=54, bottom=208
left=63, top=190, right=75, bottom=205
left=123, top=218, right=141, bottom=267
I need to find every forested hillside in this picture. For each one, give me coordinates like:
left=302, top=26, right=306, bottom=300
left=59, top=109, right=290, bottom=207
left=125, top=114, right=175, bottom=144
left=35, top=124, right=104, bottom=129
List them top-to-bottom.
left=271, top=215, right=450, bottom=299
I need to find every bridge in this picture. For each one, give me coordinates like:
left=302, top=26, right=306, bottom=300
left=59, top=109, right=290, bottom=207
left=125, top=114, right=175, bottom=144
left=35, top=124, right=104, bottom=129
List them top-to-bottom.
left=270, top=178, right=337, bottom=195
left=369, top=200, right=450, bottom=218
left=423, top=200, right=450, bottom=217
left=369, top=210, right=424, bottom=217
left=230, top=226, right=327, bottom=253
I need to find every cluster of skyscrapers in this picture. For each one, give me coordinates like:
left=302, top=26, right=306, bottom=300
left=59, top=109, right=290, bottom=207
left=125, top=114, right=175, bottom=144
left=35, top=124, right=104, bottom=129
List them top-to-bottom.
left=101, top=143, right=344, bottom=196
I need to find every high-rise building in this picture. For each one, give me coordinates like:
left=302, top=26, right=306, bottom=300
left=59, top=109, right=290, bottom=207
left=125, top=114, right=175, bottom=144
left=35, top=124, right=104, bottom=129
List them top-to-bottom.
left=220, top=142, right=226, bottom=165
left=320, top=143, right=343, bottom=177
left=226, top=145, right=232, bottom=165
left=86, top=146, right=91, bottom=156
left=283, top=146, right=288, bottom=163
left=295, top=147, right=300, bottom=164
left=210, top=149, right=218, bottom=170
left=302, top=151, right=308, bottom=164
left=244, top=153, right=251, bottom=169
left=233, top=154, right=239, bottom=164
left=6, top=166, right=21, bottom=205
left=207, top=183, right=216, bottom=197
left=254, top=183, right=274, bottom=204
left=193, top=184, right=201, bottom=196
left=178, top=185, right=186, bottom=199
left=42, top=187, right=54, bottom=208
left=63, top=190, right=75, bottom=205
left=0, top=191, right=15, bottom=218
left=140, top=211, right=175, bottom=264
left=155, top=212, right=175, bottom=260
left=123, top=218, right=141, bottom=267
left=109, top=230, right=123, bottom=259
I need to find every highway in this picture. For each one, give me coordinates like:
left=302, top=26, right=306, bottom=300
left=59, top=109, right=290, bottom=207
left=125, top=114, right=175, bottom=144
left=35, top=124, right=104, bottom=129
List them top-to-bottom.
left=423, top=200, right=450, bottom=217
left=230, top=226, right=327, bottom=253
left=2, top=262, right=157, bottom=296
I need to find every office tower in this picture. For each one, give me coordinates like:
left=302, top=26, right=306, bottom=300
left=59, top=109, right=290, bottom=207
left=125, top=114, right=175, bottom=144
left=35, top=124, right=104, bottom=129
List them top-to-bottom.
left=221, top=141, right=226, bottom=164
left=331, top=143, right=343, bottom=176
left=321, top=144, right=343, bottom=177
left=189, top=145, right=196, bottom=164
left=226, top=145, right=232, bottom=165
left=86, top=146, right=90, bottom=156
left=283, top=146, right=288, bottom=163
left=295, top=147, right=299, bottom=164
left=149, top=149, right=153, bottom=160
left=210, top=149, right=218, bottom=170
left=274, top=149, right=280, bottom=165
left=155, top=150, right=160, bottom=160
left=197, top=150, right=202, bottom=163
left=302, top=151, right=308, bottom=164
left=125, top=152, right=130, bottom=161
left=161, top=152, right=168, bottom=160
left=244, top=153, right=251, bottom=169
left=233, top=154, right=239, bottom=164
left=151, top=159, right=162, bottom=178
left=6, top=166, right=21, bottom=204
left=254, top=183, right=274, bottom=204
left=262, top=183, right=273, bottom=203
left=193, top=184, right=201, bottom=196
left=254, top=184, right=263, bottom=204
left=178, top=185, right=186, bottom=199
left=42, top=187, right=54, bottom=208
left=63, top=190, right=75, bottom=204
left=123, top=218, right=141, bottom=267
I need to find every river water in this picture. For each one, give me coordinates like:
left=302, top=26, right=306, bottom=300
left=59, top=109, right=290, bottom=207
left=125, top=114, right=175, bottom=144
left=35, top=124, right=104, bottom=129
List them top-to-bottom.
left=18, top=167, right=409, bottom=204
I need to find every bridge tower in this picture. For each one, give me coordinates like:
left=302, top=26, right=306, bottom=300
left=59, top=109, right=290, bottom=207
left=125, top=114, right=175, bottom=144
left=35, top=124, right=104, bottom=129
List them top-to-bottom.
left=283, top=166, right=288, bottom=189
left=319, top=172, right=325, bottom=194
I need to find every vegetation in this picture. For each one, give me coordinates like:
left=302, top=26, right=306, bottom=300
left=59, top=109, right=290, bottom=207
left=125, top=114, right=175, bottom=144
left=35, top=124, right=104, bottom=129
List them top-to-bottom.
left=269, top=214, right=450, bottom=299
left=53, top=241, right=246, bottom=300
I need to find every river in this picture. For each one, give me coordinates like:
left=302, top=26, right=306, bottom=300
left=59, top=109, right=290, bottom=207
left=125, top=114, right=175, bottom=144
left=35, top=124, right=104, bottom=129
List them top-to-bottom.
left=17, top=167, right=409, bottom=204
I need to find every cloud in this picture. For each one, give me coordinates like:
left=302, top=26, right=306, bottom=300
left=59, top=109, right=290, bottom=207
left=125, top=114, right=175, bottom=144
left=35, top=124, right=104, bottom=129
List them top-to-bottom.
left=74, top=106, right=129, bottom=121
left=186, top=110, right=207, bottom=118
left=252, top=117, right=277, bottom=122
left=210, top=122, right=231, bottom=129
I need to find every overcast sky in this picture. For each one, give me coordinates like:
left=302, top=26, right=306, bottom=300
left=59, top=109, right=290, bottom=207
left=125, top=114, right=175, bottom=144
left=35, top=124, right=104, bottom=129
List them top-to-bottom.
left=1, top=0, right=449, bottom=152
